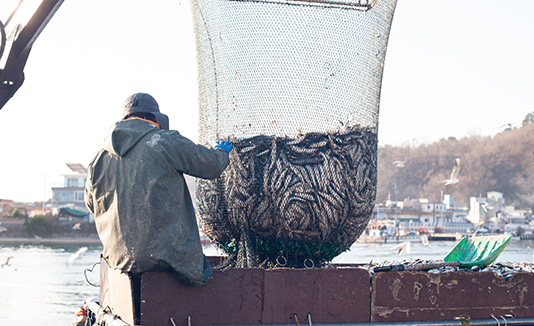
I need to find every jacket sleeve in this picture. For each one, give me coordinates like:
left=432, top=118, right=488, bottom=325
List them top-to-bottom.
left=161, top=131, right=230, bottom=180
left=84, top=149, right=105, bottom=214
left=85, top=167, right=95, bottom=214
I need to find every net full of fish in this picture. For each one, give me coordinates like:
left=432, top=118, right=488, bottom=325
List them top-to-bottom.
left=188, top=0, right=398, bottom=268
left=196, top=124, right=378, bottom=268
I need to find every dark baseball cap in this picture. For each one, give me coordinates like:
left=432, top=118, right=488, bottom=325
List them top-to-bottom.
left=123, top=93, right=169, bottom=130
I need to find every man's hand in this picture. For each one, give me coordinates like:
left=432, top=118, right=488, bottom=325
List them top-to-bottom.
left=214, top=140, right=233, bottom=153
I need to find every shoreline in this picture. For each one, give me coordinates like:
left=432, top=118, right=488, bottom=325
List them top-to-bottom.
left=0, top=237, right=102, bottom=244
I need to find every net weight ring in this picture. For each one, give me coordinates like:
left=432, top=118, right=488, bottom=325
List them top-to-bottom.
left=276, top=256, right=288, bottom=267
left=304, top=259, right=315, bottom=269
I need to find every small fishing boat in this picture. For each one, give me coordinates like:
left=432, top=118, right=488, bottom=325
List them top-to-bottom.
left=428, top=232, right=463, bottom=241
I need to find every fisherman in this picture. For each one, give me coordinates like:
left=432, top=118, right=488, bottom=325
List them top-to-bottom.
left=85, top=93, right=232, bottom=286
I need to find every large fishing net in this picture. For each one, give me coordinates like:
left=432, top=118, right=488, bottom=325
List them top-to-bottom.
left=192, top=0, right=397, bottom=268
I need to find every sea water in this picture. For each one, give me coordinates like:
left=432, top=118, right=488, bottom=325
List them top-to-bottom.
left=1, top=239, right=533, bottom=326
left=0, top=243, right=102, bottom=326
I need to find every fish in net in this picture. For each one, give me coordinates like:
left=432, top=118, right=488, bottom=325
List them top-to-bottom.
left=190, top=0, right=398, bottom=268
left=196, top=124, right=377, bottom=268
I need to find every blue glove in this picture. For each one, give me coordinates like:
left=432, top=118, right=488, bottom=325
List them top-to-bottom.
left=214, top=140, right=233, bottom=153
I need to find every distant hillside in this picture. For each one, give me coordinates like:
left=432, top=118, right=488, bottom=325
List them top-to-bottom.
left=376, top=123, right=534, bottom=209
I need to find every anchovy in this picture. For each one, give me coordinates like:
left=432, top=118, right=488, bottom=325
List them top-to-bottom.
left=195, top=125, right=378, bottom=267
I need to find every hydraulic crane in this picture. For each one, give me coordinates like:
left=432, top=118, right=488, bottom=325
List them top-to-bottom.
left=0, top=0, right=64, bottom=109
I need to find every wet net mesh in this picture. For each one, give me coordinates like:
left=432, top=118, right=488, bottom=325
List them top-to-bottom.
left=192, top=0, right=397, bottom=268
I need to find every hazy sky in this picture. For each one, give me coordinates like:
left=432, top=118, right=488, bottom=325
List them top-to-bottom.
left=0, top=0, right=532, bottom=202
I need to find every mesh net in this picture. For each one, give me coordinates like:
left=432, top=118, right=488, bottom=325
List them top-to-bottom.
left=192, top=0, right=397, bottom=268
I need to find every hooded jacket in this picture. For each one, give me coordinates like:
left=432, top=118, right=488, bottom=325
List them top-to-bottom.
left=85, top=119, right=229, bottom=286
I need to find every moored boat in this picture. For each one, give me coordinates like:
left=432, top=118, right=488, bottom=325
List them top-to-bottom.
left=428, top=232, right=463, bottom=241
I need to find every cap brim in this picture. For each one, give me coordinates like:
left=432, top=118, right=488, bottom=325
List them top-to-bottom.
left=152, top=112, right=169, bottom=130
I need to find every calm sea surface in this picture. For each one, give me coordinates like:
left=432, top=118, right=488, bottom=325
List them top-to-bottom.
left=1, top=239, right=533, bottom=326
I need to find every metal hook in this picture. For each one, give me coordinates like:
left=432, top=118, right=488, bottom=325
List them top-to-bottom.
left=276, top=256, right=287, bottom=267
left=304, top=259, right=315, bottom=269
left=308, top=313, right=312, bottom=326
left=490, top=314, right=500, bottom=326
left=188, top=315, right=192, bottom=326
left=500, top=315, right=507, bottom=326
left=170, top=317, right=177, bottom=326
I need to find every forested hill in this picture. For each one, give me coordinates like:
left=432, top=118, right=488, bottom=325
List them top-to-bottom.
left=376, top=123, right=534, bottom=209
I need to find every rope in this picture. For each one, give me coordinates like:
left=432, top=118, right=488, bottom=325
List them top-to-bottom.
left=84, top=262, right=100, bottom=287
left=293, top=314, right=300, bottom=326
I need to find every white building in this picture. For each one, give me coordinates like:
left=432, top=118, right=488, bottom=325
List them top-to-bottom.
left=51, top=163, right=92, bottom=221
left=468, top=191, right=505, bottom=225
left=443, top=194, right=454, bottom=209
left=421, top=203, right=446, bottom=213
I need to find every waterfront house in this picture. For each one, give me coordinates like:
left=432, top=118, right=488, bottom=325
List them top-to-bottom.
left=51, top=163, right=93, bottom=222
left=0, top=199, right=13, bottom=217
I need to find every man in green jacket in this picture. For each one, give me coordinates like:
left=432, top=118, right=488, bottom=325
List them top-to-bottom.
left=85, top=93, right=232, bottom=286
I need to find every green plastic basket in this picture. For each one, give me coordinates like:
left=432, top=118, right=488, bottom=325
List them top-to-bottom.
left=444, top=234, right=512, bottom=268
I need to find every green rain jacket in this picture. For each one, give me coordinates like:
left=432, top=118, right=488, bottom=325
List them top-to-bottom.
left=85, top=119, right=229, bottom=286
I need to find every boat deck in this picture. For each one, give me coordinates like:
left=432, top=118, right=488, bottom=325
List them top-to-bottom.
left=100, top=257, right=534, bottom=325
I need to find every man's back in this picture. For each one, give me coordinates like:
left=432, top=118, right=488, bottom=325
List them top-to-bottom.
left=86, top=117, right=229, bottom=286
